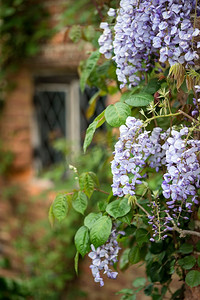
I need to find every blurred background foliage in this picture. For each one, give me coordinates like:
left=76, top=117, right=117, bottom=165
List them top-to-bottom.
left=0, top=0, right=118, bottom=298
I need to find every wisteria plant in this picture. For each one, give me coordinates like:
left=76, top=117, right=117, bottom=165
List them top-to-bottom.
left=50, top=0, right=200, bottom=299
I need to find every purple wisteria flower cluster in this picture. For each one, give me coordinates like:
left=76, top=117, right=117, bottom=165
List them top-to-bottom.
left=99, top=0, right=200, bottom=88
left=192, top=85, right=200, bottom=117
left=111, top=116, right=200, bottom=240
left=111, top=117, right=165, bottom=197
left=162, top=129, right=200, bottom=213
left=88, top=228, right=124, bottom=286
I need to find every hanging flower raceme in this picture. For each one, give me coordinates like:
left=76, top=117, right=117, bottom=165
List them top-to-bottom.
left=98, top=0, right=200, bottom=88
left=111, top=116, right=200, bottom=241
left=111, top=117, right=165, bottom=198
left=88, top=227, right=124, bottom=286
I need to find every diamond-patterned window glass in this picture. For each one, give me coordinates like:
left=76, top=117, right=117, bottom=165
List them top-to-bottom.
left=34, top=90, right=67, bottom=168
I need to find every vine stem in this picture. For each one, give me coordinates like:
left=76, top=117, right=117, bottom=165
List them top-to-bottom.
left=91, top=0, right=103, bottom=20
left=178, top=109, right=199, bottom=124
left=94, top=188, right=110, bottom=195
left=136, top=202, right=150, bottom=216
left=136, top=203, right=200, bottom=238
left=166, top=212, right=200, bottom=238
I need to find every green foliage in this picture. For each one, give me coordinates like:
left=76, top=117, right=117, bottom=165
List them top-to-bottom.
left=0, top=0, right=51, bottom=69
left=80, top=50, right=100, bottom=92
left=124, top=93, right=154, bottom=107
left=105, top=102, right=131, bottom=127
left=83, top=111, right=105, bottom=152
left=0, top=141, right=13, bottom=174
left=72, top=191, right=88, bottom=215
left=52, top=194, right=69, bottom=222
left=106, top=198, right=131, bottom=219
left=84, top=212, right=102, bottom=229
left=90, top=216, right=112, bottom=248
left=74, top=226, right=90, bottom=257
left=179, top=243, right=194, bottom=254
left=178, top=256, right=196, bottom=270
left=185, top=270, right=200, bottom=288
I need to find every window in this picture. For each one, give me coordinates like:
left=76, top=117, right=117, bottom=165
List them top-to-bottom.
left=32, top=79, right=80, bottom=170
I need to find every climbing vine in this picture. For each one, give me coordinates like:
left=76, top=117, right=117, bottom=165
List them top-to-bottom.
left=50, top=1, right=200, bottom=299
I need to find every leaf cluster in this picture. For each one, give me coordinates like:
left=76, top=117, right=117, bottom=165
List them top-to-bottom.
left=0, top=0, right=51, bottom=71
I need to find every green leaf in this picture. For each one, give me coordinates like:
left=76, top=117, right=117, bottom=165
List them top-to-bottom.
left=69, top=25, right=82, bottom=43
left=83, top=25, right=95, bottom=42
left=80, top=50, right=100, bottom=92
left=142, top=79, right=160, bottom=94
left=120, top=91, right=134, bottom=103
left=125, top=93, right=154, bottom=107
left=105, top=102, right=131, bottom=127
left=83, top=110, right=105, bottom=153
left=83, top=120, right=98, bottom=153
left=88, top=171, right=99, bottom=187
left=79, top=172, right=94, bottom=198
left=72, top=191, right=88, bottom=215
left=52, top=194, right=68, bottom=222
left=106, top=198, right=131, bottom=219
left=97, top=200, right=107, bottom=212
left=48, top=204, right=55, bottom=228
left=198, top=207, right=200, bottom=220
left=118, top=211, right=133, bottom=225
left=84, top=212, right=102, bottom=230
left=90, top=216, right=112, bottom=248
left=74, top=226, right=90, bottom=257
left=135, top=229, right=149, bottom=247
left=196, top=240, right=200, bottom=252
left=179, top=243, right=193, bottom=254
left=129, top=246, right=141, bottom=265
left=120, top=248, right=130, bottom=270
left=74, top=251, right=79, bottom=275
left=178, top=256, right=196, bottom=270
left=197, top=256, right=200, bottom=267
left=147, top=262, right=162, bottom=282
left=185, top=270, right=200, bottom=287
left=132, top=277, right=146, bottom=288
left=144, top=284, right=153, bottom=296
left=116, top=289, right=134, bottom=295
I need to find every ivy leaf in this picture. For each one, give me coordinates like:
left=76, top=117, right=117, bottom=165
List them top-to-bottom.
left=80, top=50, right=100, bottom=92
left=125, top=93, right=154, bottom=107
left=105, top=102, right=131, bottom=127
left=83, top=110, right=105, bottom=153
left=79, top=172, right=94, bottom=198
left=72, top=191, right=88, bottom=215
left=52, top=194, right=68, bottom=222
left=106, top=197, right=131, bottom=219
left=48, top=204, right=55, bottom=228
left=84, top=212, right=102, bottom=230
left=90, top=216, right=112, bottom=248
left=74, top=226, right=90, bottom=257
left=135, top=229, right=149, bottom=247
left=179, top=243, right=193, bottom=254
left=129, top=246, right=141, bottom=265
left=74, top=251, right=79, bottom=275
left=178, top=256, right=196, bottom=270
left=185, top=270, right=200, bottom=287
